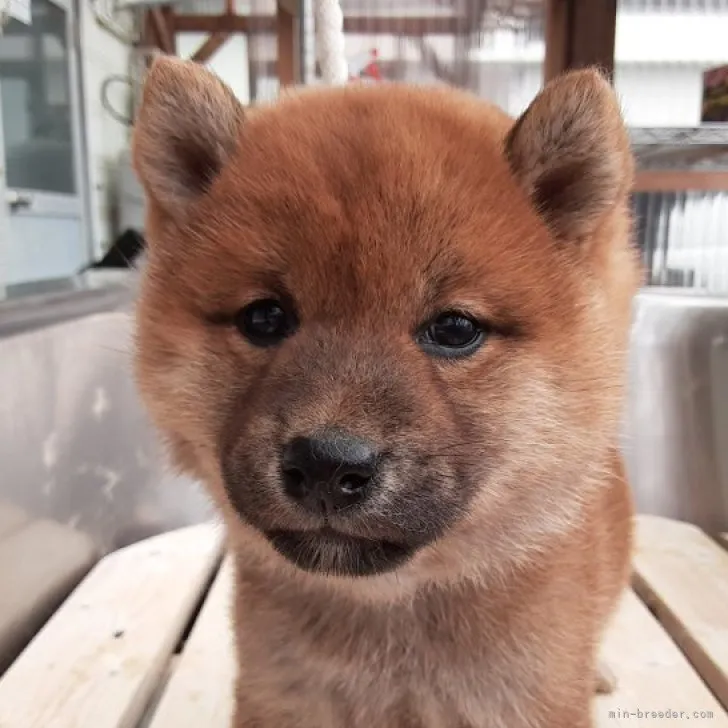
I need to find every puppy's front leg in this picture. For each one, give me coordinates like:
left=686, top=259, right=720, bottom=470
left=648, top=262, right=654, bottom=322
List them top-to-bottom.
left=594, top=659, right=617, bottom=695
left=233, top=691, right=327, bottom=728
left=232, top=694, right=280, bottom=728
left=539, top=698, right=594, bottom=728
left=231, top=704, right=262, bottom=728
left=232, top=707, right=286, bottom=728
left=544, top=714, right=592, bottom=728
left=557, top=718, right=592, bottom=728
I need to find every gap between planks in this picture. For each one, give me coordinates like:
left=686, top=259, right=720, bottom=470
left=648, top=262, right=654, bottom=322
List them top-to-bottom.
left=632, top=515, right=728, bottom=714
left=145, top=556, right=237, bottom=728
left=595, top=588, right=728, bottom=727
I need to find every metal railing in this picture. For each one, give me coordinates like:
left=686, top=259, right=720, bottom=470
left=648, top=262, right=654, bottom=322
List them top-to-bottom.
left=631, top=128, right=728, bottom=293
left=633, top=189, right=728, bottom=291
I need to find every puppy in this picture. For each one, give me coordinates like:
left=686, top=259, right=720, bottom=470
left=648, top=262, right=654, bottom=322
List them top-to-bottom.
left=132, top=57, right=640, bottom=728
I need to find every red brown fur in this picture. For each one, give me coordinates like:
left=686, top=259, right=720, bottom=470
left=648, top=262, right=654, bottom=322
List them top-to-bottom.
left=132, top=57, right=641, bottom=728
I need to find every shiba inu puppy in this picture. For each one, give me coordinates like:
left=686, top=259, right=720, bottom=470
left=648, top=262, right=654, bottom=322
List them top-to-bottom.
left=132, top=56, right=640, bottom=728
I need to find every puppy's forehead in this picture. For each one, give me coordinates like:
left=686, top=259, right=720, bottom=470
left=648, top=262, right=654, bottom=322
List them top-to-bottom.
left=184, top=85, right=570, bottom=319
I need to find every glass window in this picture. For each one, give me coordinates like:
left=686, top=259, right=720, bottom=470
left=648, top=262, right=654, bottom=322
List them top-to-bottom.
left=0, top=0, right=76, bottom=194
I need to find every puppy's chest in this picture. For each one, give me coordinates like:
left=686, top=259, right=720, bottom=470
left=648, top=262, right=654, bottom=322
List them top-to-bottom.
left=235, top=593, right=513, bottom=728
left=238, top=638, right=488, bottom=728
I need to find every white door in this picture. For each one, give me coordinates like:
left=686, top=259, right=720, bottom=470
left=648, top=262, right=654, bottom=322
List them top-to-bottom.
left=0, top=0, right=89, bottom=291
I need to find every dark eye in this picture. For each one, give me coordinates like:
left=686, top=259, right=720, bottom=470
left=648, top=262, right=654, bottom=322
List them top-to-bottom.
left=235, top=299, right=296, bottom=347
left=418, top=312, right=487, bottom=359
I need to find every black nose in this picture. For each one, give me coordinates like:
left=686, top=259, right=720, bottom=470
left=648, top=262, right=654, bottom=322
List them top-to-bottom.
left=281, top=430, right=379, bottom=515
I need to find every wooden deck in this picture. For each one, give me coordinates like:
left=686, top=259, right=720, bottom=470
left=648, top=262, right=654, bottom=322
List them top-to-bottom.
left=0, top=515, right=727, bottom=727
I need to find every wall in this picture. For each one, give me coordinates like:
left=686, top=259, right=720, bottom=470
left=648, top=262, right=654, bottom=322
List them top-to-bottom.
left=614, top=9, right=728, bottom=125
left=176, top=32, right=251, bottom=103
left=464, top=62, right=713, bottom=127
left=616, top=65, right=711, bottom=127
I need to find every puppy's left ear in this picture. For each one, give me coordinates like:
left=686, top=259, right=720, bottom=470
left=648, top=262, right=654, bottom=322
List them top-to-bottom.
left=132, top=55, right=244, bottom=220
left=505, top=69, right=633, bottom=242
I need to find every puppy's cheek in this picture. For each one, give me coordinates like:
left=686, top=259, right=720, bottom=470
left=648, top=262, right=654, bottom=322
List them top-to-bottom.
left=135, top=328, right=234, bottom=483
left=462, top=370, right=615, bottom=539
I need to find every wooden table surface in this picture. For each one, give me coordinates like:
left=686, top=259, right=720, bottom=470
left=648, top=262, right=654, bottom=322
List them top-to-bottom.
left=0, top=515, right=727, bottom=727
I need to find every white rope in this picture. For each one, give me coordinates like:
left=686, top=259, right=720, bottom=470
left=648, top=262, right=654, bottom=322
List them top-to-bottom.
left=313, top=0, right=349, bottom=86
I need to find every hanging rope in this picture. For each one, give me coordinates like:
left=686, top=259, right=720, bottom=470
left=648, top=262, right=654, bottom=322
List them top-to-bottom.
left=313, top=0, right=349, bottom=86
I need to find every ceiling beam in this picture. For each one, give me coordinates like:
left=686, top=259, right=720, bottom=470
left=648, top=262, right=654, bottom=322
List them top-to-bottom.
left=276, top=0, right=297, bottom=86
left=544, top=0, right=617, bottom=82
left=149, top=6, right=175, bottom=54
left=172, top=14, right=464, bottom=35
left=173, top=14, right=250, bottom=32
left=190, top=31, right=230, bottom=63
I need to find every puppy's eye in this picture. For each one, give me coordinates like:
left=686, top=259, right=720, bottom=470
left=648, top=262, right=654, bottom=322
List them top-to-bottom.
left=235, top=299, right=296, bottom=347
left=418, top=312, right=487, bottom=359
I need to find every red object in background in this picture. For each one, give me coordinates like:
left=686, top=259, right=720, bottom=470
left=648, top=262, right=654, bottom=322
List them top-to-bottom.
left=348, top=48, right=382, bottom=83
left=361, top=48, right=382, bottom=81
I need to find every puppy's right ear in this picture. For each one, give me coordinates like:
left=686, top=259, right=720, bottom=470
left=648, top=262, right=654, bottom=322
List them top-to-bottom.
left=132, top=56, right=244, bottom=220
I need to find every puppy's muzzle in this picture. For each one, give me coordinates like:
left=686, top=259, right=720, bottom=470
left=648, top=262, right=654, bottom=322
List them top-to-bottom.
left=281, top=429, right=379, bottom=516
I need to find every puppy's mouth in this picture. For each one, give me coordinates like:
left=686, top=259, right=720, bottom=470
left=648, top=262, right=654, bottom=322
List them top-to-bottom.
left=264, top=527, right=414, bottom=577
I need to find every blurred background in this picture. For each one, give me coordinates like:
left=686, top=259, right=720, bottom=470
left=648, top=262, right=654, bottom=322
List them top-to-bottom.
left=1, top=0, right=728, bottom=680
left=1, top=0, right=728, bottom=292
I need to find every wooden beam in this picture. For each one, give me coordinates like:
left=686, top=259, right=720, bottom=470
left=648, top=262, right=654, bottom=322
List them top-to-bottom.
left=276, top=0, right=299, bottom=15
left=544, top=0, right=617, bottom=83
left=544, top=0, right=568, bottom=82
left=569, top=0, right=617, bottom=79
left=277, top=1, right=296, bottom=86
left=149, top=6, right=175, bottom=55
left=162, top=7, right=177, bottom=55
left=141, top=10, right=160, bottom=53
left=172, top=14, right=461, bottom=35
left=174, top=14, right=251, bottom=33
left=345, top=15, right=460, bottom=35
left=190, top=32, right=230, bottom=63
left=634, top=170, right=728, bottom=193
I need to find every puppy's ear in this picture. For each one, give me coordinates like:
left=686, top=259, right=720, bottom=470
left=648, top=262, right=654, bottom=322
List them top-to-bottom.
left=132, top=55, right=243, bottom=220
left=505, top=69, right=633, bottom=242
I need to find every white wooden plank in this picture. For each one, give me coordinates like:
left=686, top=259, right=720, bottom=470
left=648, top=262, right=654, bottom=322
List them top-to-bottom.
left=632, top=514, right=728, bottom=712
left=0, top=522, right=224, bottom=728
left=147, top=556, right=236, bottom=728
left=594, top=589, right=728, bottom=727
